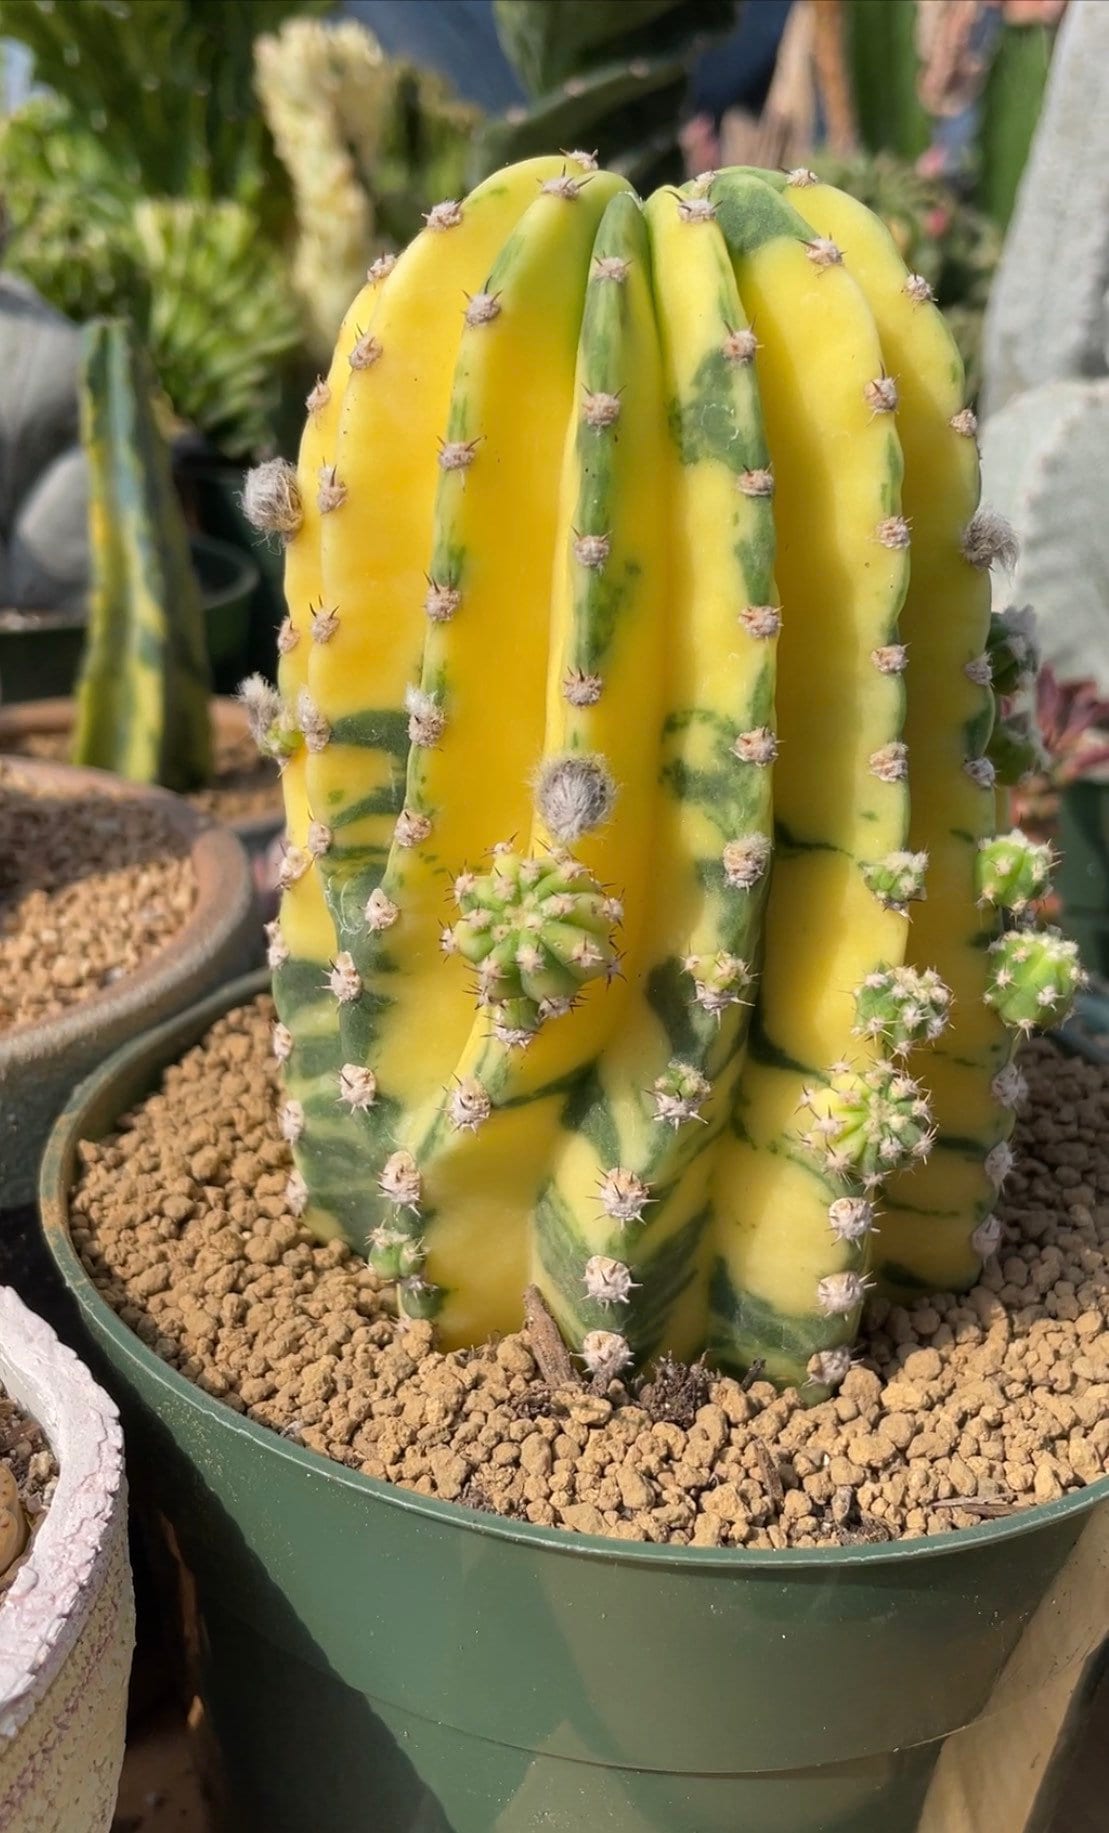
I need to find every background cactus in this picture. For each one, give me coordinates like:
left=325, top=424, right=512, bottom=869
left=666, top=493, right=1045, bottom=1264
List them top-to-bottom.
left=0, top=0, right=309, bottom=458
left=0, top=0, right=317, bottom=216
left=476, top=0, right=738, bottom=190
left=843, top=0, right=1057, bottom=229
left=982, top=0, right=1109, bottom=414
left=977, top=2, right=1109, bottom=701
left=254, top=15, right=479, bottom=361
left=248, top=154, right=1079, bottom=1392
left=73, top=320, right=212, bottom=792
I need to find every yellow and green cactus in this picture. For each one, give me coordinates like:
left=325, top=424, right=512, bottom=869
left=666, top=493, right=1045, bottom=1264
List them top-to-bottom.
left=245, top=154, right=1081, bottom=1393
left=73, top=319, right=212, bottom=793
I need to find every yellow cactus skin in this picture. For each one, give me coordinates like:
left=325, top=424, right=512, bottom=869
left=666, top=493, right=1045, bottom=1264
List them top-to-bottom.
left=273, top=156, right=596, bottom=1247
left=304, top=160, right=631, bottom=1305
left=705, top=174, right=914, bottom=1390
left=783, top=179, right=1011, bottom=1296
left=532, top=185, right=779, bottom=1366
left=391, top=187, right=667, bottom=1346
left=267, top=297, right=367, bottom=1239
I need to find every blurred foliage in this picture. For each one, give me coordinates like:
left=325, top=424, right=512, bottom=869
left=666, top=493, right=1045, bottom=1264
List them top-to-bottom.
left=0, top=0, right=318, bottom=456
left=0, top=0, right=323, bottom=224
left=477, top=0, right=738, bottom=191
left=843, top=0, right=1056, bottom=230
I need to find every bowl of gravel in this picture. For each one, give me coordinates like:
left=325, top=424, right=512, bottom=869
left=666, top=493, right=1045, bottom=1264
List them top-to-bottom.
left=0, top=697, right=284, bottom=859
left=0, top=758, right=258, bottom=1222
left=36, top=970, right=1109, bottom=1833
left=0, top=1285, right=133, bottom=1833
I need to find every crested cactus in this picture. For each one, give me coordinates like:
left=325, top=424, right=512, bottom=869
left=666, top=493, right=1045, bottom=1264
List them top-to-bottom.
left=254, top=15, right=479, bottom=359
left=246, top=153, right=1079, bottom=1393
left=73, top=320, right=212, bottom=792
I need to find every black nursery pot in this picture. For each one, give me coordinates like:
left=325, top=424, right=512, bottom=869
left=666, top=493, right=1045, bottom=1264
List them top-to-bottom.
left=0, top=533, right=257, bottom=703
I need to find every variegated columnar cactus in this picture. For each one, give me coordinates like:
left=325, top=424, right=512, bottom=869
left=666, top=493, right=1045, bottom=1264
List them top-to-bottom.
left=244, top=155, right=1082, bottom=1395
left=73, top=320, right=212, bottom=793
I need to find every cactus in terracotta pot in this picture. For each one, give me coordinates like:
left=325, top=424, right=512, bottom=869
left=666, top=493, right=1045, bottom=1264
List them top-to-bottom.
left=244, top=154, right=1080, bottom=1394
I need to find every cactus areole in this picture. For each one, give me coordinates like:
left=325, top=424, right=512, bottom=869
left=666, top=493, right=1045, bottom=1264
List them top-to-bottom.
left=244, top=156, right=1079, bottom=1398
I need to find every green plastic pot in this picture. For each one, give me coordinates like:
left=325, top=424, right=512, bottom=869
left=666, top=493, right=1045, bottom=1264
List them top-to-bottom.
left=0, top=532, right=258, bottom=704
left=39, top=974, right=1109, bottom=1833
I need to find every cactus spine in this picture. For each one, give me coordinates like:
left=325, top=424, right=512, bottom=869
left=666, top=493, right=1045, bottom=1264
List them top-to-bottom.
left=249, top=156, right=1078, bottom=1388
left=73, top=319, right=211, bottom=793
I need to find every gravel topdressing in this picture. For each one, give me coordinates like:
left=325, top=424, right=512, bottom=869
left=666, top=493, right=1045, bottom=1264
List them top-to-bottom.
left=1, top=725, right=280, bottom=828
left=0, top=763, right=196, bottom=1032
left=71, top=996, right=1109, bottom=1550
left=0, top=1383, right=57, bottom=1596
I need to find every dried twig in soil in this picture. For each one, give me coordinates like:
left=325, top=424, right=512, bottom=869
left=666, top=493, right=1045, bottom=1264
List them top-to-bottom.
left=522, top=1286, right=578, bottom=1389
left=754, top=1440, right=785, bottom=1509
left=931, top=1495, right=1015, bottom=1518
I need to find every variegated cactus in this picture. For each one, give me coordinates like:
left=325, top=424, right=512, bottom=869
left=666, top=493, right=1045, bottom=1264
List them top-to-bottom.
left=244, top=155, right=1081, bottom=1395
left=73, top=319, right=212, bottom=793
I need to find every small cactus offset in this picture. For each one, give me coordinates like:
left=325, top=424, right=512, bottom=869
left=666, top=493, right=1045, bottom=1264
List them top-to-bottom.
left=247, top=155, right=1079, bottom=1391
left=73, top=319, right=211, bottom=793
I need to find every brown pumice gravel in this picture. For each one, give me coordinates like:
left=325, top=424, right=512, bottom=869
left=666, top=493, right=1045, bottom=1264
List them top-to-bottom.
left=2, top=725, right=281, bottom=828
left=0, top=763, right=196, bottom=1032
left=71, top=996, right=1109, bottom=1549
left=0, top=1383, right=58, bottom=1595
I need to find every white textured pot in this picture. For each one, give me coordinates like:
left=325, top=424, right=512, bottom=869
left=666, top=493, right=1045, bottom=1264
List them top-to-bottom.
left=0, top=1286, right=134, bottom=1831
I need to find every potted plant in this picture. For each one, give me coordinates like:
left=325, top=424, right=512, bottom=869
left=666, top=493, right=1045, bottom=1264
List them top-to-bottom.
left=0, top=2, right=486, bottom=677
left=38, top=156, right=1109, bottom=1832
left=0, top=277, right=260, bottom=705
left=0, top=306, right=283, bottom=857
left=0, top=1284, right=133, bottom=1832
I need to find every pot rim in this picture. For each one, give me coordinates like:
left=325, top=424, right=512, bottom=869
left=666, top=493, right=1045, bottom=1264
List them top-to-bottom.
left=0, top=533, right=258, bottom=632
left=0, top=699, right=285, bottom=851
left=0, top=758, right=254, bottom=1059
left=39, top=968, right=1109, bottom=1576
left=0, top=1285, right=126, bottom=1738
